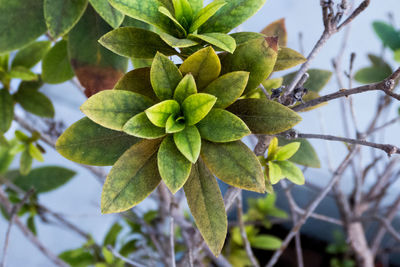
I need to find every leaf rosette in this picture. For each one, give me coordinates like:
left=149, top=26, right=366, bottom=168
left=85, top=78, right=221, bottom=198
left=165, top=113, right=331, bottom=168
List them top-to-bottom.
left=56, top=43, right=302, bottom=256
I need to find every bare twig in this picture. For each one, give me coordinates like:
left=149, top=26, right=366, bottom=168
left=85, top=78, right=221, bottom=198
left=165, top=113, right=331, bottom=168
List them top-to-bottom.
left=293, top=67, right=400, bottom=112
left=282, top=132, right=400, bottom=156
left=265, top=148, right=357, bottom=267
left=106, top=245, right=147, bottom=267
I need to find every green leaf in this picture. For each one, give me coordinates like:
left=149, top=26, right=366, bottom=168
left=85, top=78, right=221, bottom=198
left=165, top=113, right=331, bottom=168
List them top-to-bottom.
left=0, top=0, right=47, bottom=53
left=44, top=0, right=88, bottom=38
left=89, top=0, right=124, bottom=28
left=108, top=0, right=175, bottom=34
left=172, top=0, right=192, bottom=22
left=188, top=0, right=203, bottom=15
left=189, top=0, right=226, bottom=32
left=199, top=0, right=266, bottom=34
left=68, top=6, right=128, bottom=97
left=158, top=6, right=187, bottom=36
left=261, top=18, right=287, bottom=46
left=373, top=21, right=400, bottom=51
left=99, top=27, right=176, bottom=59
left=230, top=32, right=264, bottom=46
left=159, top=33, right=199, bottom=48
left=188, top=33, right=236, bottom=53
left=221, top=37, right=278, bottom=94
left=42, top=40, right=75, bottom=84
left=11, top=41, right=52, bottom=69
left=179, top=46, right=221, bottom=89
left=274, top=47, right=306, bottom=72
left=394, top=49, right=400, bottom=62
left=151, top=52, right=183, bottom=100
left=0, top=54, right=9, bottom=72
left=354, top=66, right=392, bottom=84
left=9, top=67, right=38, bottom=81
left=113, top=68, right=158, bottom=102
left=283, top=69, right=332, bottom=93
left=203, top=71, right=249, bottom=108
left=174, top=74, right=197, bottom=104
left=0, top=89, right=14, bottom=133
left=14, top=89, right=54, bottom=118
left=81, top=90, right=153, bottom=130
left=182, top=93, right=216, bottom=125
left=227, top=98, right=302, bottom=134
left=145, top=100, right=181, bottom=127
left=197, top=109, right=250, bottom=142
left=123, top=112, right=166, bottom=139
left=165, top=115, right=185, bottom=133
left=56, top=117, right=140, bottom=166
left=173, top=125, right=201, bottom=163
left=158, top=136, right=191, bottom=193
left=267, top=137, right=279, bottom=161
left=277, top=137, right=320, bottom=168
left=101, top=139, right=162, bottom=213
left=201, top=140, right=265, bottom=193
left=275, top=142, right=300, bottom=161
left=28, top=143, right=44, bottom=162
left=0, top=146, right=14, bottom=174
left=19, top=150, right=33, bottom=175
left=183, top=159, right=227, bottom=257
left=268, top=161, right=283, bottom=184
left=275, top=161, right=305, bottom=185
left=6, top=166, right=76, bottom=193
left=103, top=223, right=123, bottom=246
left=250, top=235, right=282, bottom=250
left=59, top=248, right=95, bottom=267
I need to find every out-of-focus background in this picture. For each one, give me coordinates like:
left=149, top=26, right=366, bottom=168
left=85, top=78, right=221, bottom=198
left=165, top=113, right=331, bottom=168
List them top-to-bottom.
left=1, top=0, right=400, bottom=266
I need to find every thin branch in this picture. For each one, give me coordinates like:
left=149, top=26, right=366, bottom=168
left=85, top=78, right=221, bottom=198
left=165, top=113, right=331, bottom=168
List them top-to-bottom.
left=283, top=0, right=369, bottom=96
left=293, top=67, right=400, bottom=112
left=282, top=132, right=400, bottom=156
left=265, top=148, right=357, bottom=267
left=237, top=193, right=259, bottom=267
left=106, top=245, right=147, bottom=267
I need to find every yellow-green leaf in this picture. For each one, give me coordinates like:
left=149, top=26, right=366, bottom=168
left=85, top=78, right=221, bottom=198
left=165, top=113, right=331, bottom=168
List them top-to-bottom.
left=44, top=0, right=88, bottom=38
left=89, top=0, right=124, bottom=28
left=189, top=0, right=226, bottom=32
left=99, top=27, right=176, bottom=59
left=159, top=32, right=199, bottom=48
left=188, top=33, right=236, bottom=53
left=221, top=37, right=278, bottom=94
left=42, top=40, right=75, bottom=84
left=179, top=46, right=221, bottom=89
left=274, top=47, right=306, bottom=72
left=151, top=52, right=183, bottom=100
left=113, top=67, right=158, bottom=101
left=203, top=71, right=249, bottom=108
left=174, top=74, right=197, bottom=104
left=0, top=89, right=14, bottom=133
left=81, top=90, right=153, bottom=131
left=182, top=93, right=216, bottom=125
left=227, top=98, right=302, bottom=134
left=145, top=100, right=181, bottom=127
left=197, top=109, right=250, bottom=142
left=123, top=112, right=166, bottom=139
left=165, top=115, right=185, bottom=133
left=56, top=117, right=140, bottom=166
left=173, top=125, right=201, bottom=163
left=158, top=136, right=192, bottom=193
left=278, top=137, right=320, bottom=168
left=101, top=139, right=162, bottom=213
left=201, top=140, right=265, bottom=193
left=275, top=142, right=300, bottom=161
left=183, top=159, right=227, bottom=256
left=268, top=161, right=283, bottom=184
left=275, top=161, right=304, bottom=185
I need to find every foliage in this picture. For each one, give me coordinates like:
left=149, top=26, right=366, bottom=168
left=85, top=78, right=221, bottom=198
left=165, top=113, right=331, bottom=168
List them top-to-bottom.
left=0, top=0, right=322, bottom=259
left=326, top=231, right=355, bottom=267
